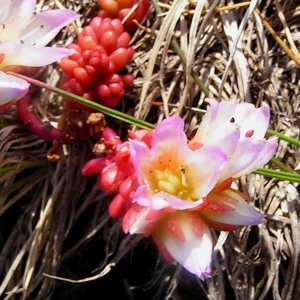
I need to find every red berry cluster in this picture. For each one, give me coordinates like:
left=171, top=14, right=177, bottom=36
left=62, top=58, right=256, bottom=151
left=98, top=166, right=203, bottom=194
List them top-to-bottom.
left=97, top=0, right=150, bottom=32
left=60, top=17, right=135, bottom=109
left=82, top=127, right=154, bottom=218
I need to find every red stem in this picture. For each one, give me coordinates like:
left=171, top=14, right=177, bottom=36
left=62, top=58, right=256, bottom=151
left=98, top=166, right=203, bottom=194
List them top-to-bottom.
left=16, top=90, right=97, bottom=144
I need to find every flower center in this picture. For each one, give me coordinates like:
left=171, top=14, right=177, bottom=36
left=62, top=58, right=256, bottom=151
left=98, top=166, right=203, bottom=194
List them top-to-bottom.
left=152, top=167, right=191, bottom=199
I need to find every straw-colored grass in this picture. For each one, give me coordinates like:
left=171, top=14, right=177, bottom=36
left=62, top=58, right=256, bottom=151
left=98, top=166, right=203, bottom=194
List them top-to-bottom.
left=0, top=0, right=300, bottom=299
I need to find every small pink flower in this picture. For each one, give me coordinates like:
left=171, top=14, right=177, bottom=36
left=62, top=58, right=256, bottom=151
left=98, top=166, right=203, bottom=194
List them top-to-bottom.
left=0, top=0, right=78, bottom=106
left=190, top=99, right=278, bottom=181
left=123, top=100, right=278, bottom=279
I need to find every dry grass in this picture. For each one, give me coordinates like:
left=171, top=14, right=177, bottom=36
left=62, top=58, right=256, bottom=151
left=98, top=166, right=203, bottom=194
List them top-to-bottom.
left=0, top=0, right=300, bottom=299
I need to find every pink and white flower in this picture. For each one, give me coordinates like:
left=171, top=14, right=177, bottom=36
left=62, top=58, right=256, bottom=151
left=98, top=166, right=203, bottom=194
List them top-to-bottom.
left=0, top=0, right=78, bottom=106
left=122, top=100, right=278, bottom=279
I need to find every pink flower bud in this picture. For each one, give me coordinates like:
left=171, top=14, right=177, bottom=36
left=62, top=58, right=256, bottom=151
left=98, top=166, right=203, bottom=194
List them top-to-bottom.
left=115, top=142, right=134, bottom=175
left=82, top=157, right=113, bottom=176
left=98, top=162, right=126, bottom=193
left=109, top=194, right=132, bottom=218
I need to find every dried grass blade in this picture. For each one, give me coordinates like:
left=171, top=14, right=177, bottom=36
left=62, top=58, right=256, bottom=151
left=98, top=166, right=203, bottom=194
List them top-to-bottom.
left=220, top=0, right=258, bottom=102
left=22, top=176, right=65, bottom=299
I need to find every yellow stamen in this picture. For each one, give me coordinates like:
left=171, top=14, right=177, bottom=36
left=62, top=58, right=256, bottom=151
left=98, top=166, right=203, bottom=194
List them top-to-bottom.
left=158, top=180, right=178, bottom=195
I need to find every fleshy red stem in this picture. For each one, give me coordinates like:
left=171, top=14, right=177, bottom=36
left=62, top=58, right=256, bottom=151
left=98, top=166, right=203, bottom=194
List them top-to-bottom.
left=16, top=90, right=97, bottom=144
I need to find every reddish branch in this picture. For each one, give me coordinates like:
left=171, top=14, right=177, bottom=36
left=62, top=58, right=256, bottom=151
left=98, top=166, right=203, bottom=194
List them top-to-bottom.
left=16, top=90, right=98, bottom=144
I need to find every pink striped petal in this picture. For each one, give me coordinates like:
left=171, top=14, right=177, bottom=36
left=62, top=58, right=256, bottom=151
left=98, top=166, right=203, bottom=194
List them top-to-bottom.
left=202, top=189, right=264, bottom=226
left=122, top=203, right=167, bottom=235
left=153, top=211, right=213, bottom=280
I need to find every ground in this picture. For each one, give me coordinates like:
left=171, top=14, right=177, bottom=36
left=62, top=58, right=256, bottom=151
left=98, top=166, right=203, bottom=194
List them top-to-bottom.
left=0, top=0, right=300, bottom=299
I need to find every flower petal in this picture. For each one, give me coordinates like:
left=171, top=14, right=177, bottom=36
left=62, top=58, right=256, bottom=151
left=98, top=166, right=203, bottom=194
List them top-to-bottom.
left=0, top=0, right=36, bottom=41
left=19, top=9, right=78, bottom=46
left=0, top=41, right=72, bottom=69
left=0, top=71, right=29, bottom=104
left=191, top=99, right=237, bottom=143
left=233, top=102, right=270, bottom=139
left=130, top=115, right=197, bottom=185
left=151, top=115, right=187, bottom=148
left=192, top=124, right=240, bottom=156
left=219, top=136, right=278, bottom=180
left=129, top=139, right=150, bottom=185
left=188, top=145, right=228, bottom=197
left=135, top=185, right=170, bottom=210
left=202, top=189, right=264, bottom=226
left=156, top=192, right=204, bottom=210
left=122, top=203, right=166, bottom=234
left=153, top=211, right=213, bottom=280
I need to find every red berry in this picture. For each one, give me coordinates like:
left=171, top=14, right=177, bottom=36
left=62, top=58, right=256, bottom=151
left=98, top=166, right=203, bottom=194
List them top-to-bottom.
left=98, top=0, right=119, bottom=15
left=116, top=0, right=134, bottom=9
left=135, top=0, right=150, bottom=23
left=118, top=8, right=136, bottom=26
left=60, top=14, right=136, bottom=110
left=90, top=17, right=102, bottom=33
left=97, top=19, right=116, bottom=40
left=110, top=19, right=124, bottom=36
left=99, top=31, right=118, bottom=55
left=117, top=32, right=131, bottom=48
left=78, top=35, right=98, bottom=50
left=67, top=43, right=82, bottom=61
left=109, top=47, right=134, bottom=72
left=82, top=50, right=92, bottom=62
left=59, top=58, right=78, bottom=75
left=85, top=65, right=100, bottom=77
left=74, top=67, right=95, bottom=85
left=120, top=74, right=134, bottom=87
left=109, top=83, right=124, bottom=97
left=97, top=84, right=111, bottom=99
left=99, top=96, right=121, bottom=108
left=101, top=127, right=122, bottom=147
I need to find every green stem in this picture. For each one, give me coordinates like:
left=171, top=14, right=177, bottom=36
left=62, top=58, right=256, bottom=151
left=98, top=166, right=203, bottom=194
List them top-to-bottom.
left=8, top=72, right=155, bottom=130
left=267, top=129, right=300, bottom=147
left=270, top=157, right=295, bottom=174
left=254, top=168, right=300, bottom=183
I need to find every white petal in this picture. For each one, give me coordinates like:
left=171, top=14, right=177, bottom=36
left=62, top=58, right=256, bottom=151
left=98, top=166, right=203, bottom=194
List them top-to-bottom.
left=0, top=0, right=36, bottom=41
left=19, top=9, right=78, bottom=46
left=0, top=41, right=72, bottom=68
left=0, top=71, right=29, bottom=104
left=192, top=99, right=237, bottom=142
left=233, top=102, right=270, bottom=139
left=220, top=137, right=278, bottom=180
left=203, top=189, right=264, bottom=226
left=159, top=212, right=213, bottom=279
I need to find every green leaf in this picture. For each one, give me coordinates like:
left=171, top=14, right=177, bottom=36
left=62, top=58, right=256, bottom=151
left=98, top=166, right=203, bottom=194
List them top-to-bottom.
left=8, top=72, right=155, bottom=130
left=267, top=129, right=300, bottom=147
left=0, top=162, right=44, bottom=174
left=0, top=168, right=47, bottom=200
left=254, top=168, right=300, bottom=183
